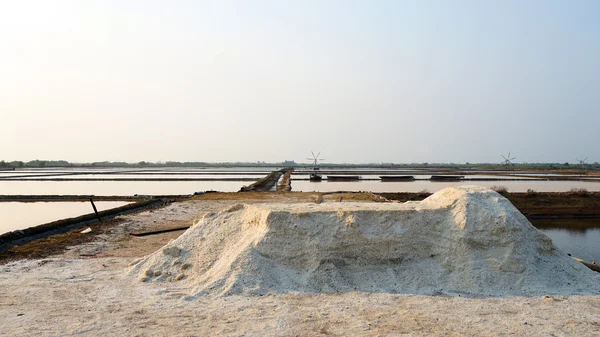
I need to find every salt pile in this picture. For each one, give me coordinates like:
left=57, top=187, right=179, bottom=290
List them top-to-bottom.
left=128, top=186, right=600, bottom=297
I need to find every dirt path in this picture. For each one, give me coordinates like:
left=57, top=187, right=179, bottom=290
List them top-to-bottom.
left=3, top=257, right=600, bottom=336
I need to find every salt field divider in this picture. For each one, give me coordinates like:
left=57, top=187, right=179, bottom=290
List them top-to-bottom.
left=240, top=169, right=290, bottom=192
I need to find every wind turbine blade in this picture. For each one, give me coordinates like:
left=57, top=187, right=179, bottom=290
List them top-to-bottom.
left=311, top=151, right=315, bottom=159
left=317, top=152, right=321, bottom=159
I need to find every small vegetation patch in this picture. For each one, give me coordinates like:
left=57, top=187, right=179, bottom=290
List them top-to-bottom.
left=491, top=185, right=508, bottom=193
left=567, top=188, right=589, bottom=197
left=526, top=189, right=538, bottom=197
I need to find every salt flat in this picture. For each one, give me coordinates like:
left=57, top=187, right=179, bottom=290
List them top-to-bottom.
left=2, top=187, right=600, bottom=336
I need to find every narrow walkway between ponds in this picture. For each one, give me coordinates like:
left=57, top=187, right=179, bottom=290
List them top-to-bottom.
left=239, top=168, right=292, bottom=192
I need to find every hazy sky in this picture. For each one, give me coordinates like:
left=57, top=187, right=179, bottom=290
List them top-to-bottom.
left=1, top=1, right=599, bottom=164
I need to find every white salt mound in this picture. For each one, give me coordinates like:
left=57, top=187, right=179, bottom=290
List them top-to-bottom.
left=128, top=186, right=600, bottom=297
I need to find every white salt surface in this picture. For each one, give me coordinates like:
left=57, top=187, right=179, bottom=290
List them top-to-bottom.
left=129, top=186, right=600, bottom=297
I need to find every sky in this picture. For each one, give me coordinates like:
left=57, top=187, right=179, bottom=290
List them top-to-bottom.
left=1, top=0, right=599, bottom=164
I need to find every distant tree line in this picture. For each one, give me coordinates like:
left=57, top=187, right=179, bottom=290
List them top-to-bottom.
left=0, top=160, right=70, bottom=168
left=0, top=160, right=294, bottom=168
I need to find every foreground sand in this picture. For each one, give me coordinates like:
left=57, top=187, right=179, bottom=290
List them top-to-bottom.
left=2, top=193, right=600, bottom=336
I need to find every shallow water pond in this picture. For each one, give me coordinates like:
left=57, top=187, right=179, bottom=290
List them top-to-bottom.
left=0, top=180, right=247, bottom=195
left=0, top=201, right=132, bottom=234
left=534, top=219, right=600, bottom=262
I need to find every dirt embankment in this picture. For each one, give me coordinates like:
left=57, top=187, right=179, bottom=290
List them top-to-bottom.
left=378, top=191, right=600, bottom=218
left=502, top=192, right=600, bottom=218
left=0, top=200, right=172, bottom=261
left=1, top=217, right=128, bottom=262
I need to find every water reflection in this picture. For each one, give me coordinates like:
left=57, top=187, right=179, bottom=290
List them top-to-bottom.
left=8, top=174, right=261, bottom=180
left=0, top=180, right=246, bottom=195
left=533, top=219, right=600, bottom=261
left=539, top=228, right=600, bottom=262
left=557, top=228, right=590, bottom=236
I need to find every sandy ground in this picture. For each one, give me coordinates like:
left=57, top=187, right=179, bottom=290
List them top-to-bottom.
left=2, top=192, right=600, bottom=336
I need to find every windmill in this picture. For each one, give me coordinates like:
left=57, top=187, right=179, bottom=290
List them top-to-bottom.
left=306, top=151, right=324, bottom=181
left=307, top=151, right=323, bottom=167
left=501, top=152, right=516, bottom=171
left=576, top=157, right=588, bottom=174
